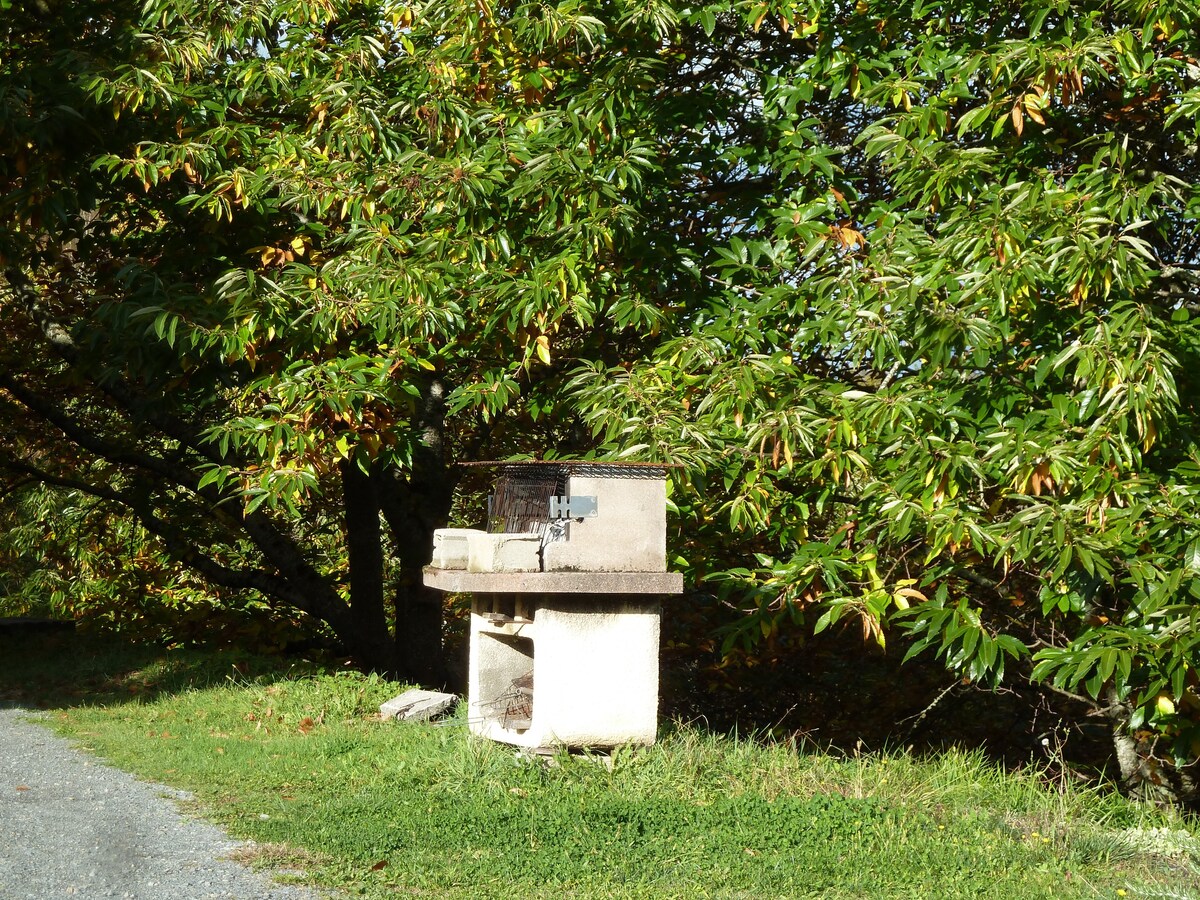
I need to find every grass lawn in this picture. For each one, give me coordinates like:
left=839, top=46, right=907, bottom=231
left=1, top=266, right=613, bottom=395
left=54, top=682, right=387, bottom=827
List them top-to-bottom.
left=2, top=630, right=1198, bottom=898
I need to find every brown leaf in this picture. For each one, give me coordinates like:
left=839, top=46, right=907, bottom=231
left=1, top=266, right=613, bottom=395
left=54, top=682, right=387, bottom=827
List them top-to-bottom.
left=1023, top=93, right=1046, bottom=125
left=1011, top=102, right=1024, bottom=137
left=1035, top=461, right=1054, bottom=494
left=932, top=471, right=949, bottom=505
left=297, top=716, right=315, bottom=735
left=15, top=785, right=30, bottom=792
left=370, top=860, right=388, bottom=871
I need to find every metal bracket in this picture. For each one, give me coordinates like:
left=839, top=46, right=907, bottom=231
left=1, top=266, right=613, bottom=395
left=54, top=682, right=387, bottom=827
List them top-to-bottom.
left=548, top=495, right=597, bottom=519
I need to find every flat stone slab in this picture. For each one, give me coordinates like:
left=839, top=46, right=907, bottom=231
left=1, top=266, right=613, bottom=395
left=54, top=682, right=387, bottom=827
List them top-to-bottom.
left=423, top=567, right=684, bottom=595
left=379, top=690, right=458, bottom=722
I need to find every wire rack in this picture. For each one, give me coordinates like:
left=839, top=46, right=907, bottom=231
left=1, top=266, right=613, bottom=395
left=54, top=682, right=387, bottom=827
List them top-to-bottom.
left=488, top=465, right=566, bottom=535
left=499, top=671, right=533, bottom=731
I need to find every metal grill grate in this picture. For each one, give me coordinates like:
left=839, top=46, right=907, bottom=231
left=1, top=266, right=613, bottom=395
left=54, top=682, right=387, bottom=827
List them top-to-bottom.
left=488, top=465, right=566, bottom=535
left=500, top=671, right=533, bottom=731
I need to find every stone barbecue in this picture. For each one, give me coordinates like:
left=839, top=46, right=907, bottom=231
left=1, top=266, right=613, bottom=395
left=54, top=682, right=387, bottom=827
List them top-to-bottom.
left=423, top=461, right=683, bottom=749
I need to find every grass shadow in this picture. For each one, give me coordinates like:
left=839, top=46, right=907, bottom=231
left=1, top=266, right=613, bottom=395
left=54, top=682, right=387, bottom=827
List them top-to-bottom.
left=657, top=612, right=1120, bottom=787
left=0, top=614, right=1117, bottom=793
left=0, top=624, right=327, bottom=710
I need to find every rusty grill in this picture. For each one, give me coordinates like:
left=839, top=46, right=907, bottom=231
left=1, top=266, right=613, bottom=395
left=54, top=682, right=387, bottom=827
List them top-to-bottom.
left=488, top=465, right=566, bottom=535
left=500, top=671, right=534, bottom=731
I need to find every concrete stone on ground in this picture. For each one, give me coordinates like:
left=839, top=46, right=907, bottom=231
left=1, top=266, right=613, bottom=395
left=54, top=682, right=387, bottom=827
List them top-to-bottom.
left=379, top=689, right=458, bottom=722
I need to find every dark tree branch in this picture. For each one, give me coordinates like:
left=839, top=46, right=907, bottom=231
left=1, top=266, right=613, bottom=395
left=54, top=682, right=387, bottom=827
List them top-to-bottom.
left=3, top=266, right=235, bottom=470
left=2, top=267, right=75, bottom=352
left=0, top=304, right=352, bottom=620
left=2, top=353, right=353, bottom=636
left=0, top=372, right=186, bottom=486
left=0, top=454, right=298, bottom=602
left=0, top=456, right=126, bottom=505
left=0, top=475, right=38, bottom=501
left=131, top=503, right=302, bottom=604
left=953, top=566, right=1008, bottom=596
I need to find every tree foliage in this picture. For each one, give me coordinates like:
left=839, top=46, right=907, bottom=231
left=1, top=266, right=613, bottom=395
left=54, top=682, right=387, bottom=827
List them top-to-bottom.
left=0, top=0, right=705, bottom=676
left=570, top=0, right=1200, bottom=795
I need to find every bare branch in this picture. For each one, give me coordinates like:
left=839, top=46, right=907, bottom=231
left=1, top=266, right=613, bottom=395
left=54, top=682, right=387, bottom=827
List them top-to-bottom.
left=896, top=680, right=961, bottom=742
left=1039, top=680, right=1103, bottom=711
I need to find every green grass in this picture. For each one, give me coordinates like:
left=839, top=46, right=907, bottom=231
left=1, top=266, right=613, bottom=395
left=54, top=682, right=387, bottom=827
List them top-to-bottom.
left=3, top=631, right=1198, bottom=899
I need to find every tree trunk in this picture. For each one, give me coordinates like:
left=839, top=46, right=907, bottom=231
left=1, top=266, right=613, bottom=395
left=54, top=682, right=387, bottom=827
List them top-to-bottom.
left=378, top=376, right=456, bottom=686
left=340, top=458, right=398, bottom=673
left=1103, top=687, right=1199, bottom=807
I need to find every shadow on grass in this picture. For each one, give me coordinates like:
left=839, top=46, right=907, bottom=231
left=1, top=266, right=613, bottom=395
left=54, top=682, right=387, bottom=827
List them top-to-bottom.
left=657, top=602, right=1120, bottom=784
left=2, top=614, right=1117, bottom=792
left=0, top=624, right=326, bottom=711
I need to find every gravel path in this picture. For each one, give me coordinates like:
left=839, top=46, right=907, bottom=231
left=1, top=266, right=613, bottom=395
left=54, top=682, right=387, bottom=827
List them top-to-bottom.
left=0, top=708, right=326, bottom=900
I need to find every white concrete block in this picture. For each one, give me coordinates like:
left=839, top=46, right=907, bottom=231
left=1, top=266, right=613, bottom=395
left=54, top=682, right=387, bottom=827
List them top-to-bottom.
left=541, top=475, right=666, bottom=572
left=431, top=528, right=485, bottom=569
left=467, top=532, right=542, bottom=573
left=468, top=596, right=660, bottom=749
